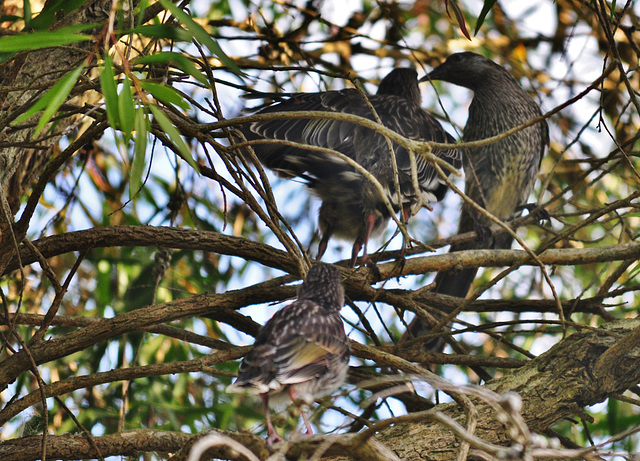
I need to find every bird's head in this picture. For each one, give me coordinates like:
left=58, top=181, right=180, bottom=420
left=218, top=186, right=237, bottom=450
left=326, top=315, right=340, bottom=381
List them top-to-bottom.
left=421, top=52, right=498, bottom=90
left=377, top=67, right=421, bottom=103
left=297, top=263, right=345, bottom=310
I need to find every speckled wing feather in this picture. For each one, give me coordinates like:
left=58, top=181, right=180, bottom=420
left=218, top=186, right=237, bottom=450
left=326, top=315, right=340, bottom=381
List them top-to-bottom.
left=242, top=80, right=461, bottom=203
left=241, top=90, right=359, bottom=179
left=272, top=301, right=350, bottom=385
left=275, top=333, right=349, bottom=385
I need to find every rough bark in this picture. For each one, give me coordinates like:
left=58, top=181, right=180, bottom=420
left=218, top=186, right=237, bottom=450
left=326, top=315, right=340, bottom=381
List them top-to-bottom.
left=0, top=0, right=142, bottom=281
left=0, top=0, right=118, bottom=196
left=377, top=318, right=640, bottom=460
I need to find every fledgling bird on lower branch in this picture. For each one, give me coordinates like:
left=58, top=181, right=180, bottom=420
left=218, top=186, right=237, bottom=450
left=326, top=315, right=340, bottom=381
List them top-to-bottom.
left=404, top=52, right=549, bottom=348
left=240, top=68, right=461, bottom=267
left=226, top=263, right=350, bottom=446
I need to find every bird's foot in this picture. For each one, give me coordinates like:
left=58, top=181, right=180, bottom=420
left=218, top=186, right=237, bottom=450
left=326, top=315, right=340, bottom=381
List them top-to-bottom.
left=517, top=203, right=551, bottom=222
left=351, top=212, right=379, bottom=267
left=351, top=243, right=376, bottom=267
left=364, top=259, right=382, bottom=281
left=266, top=431, right=284, bottom=448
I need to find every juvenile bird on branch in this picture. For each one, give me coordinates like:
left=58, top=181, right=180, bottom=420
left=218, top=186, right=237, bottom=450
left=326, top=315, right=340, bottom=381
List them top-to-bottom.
left=405, top=52, right=549, bottom=348
left=239, top=68, right=462, bottom=267
left=226, top=263, right=350, bottom=446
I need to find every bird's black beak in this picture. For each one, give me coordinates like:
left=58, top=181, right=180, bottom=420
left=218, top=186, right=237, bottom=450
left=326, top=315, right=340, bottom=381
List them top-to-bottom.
left=420, top=66, right=442, bottom=82
left=424, top=67, right=447, bottom=82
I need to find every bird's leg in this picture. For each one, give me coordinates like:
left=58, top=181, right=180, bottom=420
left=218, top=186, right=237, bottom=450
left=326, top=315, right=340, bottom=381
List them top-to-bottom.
left=399, top=203, right=413, bottom=259
left=402, top=204, right=412, bottom=224
left=352, top=212, right=377, bottom=267
left=317, top=231, right=332, bottom=260
left=349, top=241, right=362, bottom=268
left=289, top=388, right=314, bottom=435
left=261, top=393, right=283, bottom=447
left=300, top=407, right=314, bottom=435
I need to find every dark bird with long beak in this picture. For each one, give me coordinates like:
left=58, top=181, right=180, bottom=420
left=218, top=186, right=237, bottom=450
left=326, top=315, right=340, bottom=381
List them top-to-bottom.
left=405, top=52, right=549, bottom=348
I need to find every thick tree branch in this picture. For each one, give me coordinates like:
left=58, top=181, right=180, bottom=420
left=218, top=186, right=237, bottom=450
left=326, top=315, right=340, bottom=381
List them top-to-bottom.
left=5, top=225, right=640, bottom=282
left=3, top=226, right=295, bottom=276
left=375, top=318, right=640, bottom=460
left=0, top=430, right=268, bottom=461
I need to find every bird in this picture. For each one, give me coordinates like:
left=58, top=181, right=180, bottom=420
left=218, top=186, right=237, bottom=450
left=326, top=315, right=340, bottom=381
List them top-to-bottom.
left=403, top=52, right=549, bottom=347
left=239, top=68, right=462, bottom=267
left=226, top=263, right=350, bottom=446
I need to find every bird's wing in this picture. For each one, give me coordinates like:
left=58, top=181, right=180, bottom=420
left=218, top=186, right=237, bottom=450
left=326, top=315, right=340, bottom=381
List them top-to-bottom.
left=241, top=87, right=462, bottom=204
left=242, top=89, right=432, bottom=179
left=240, top=90, right=363, bottom=179
left=325, top=94, right=462, bottom=203
left=403, top=114, right=462, bottom=202
left=263, top=298, right=349, bottom=384
left=275, top=331, right=349, bottom=385
left=227, top=342, right=278, bottom=394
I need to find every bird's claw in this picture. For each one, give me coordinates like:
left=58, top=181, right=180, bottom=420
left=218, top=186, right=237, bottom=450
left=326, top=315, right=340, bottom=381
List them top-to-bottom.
left=365, top=260, right=382, bottom=280
left=266, top=432, right=284, bottom=448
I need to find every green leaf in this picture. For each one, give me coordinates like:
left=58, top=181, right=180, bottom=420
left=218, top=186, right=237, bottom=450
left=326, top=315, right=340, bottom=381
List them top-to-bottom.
left=24, top=0, right=32, bottom=28
left=158, top=0, right=243, bottom=76
left=474, top=0, right=497, bottom=35
left=609, top=0, right=617, bottom=21
left=0, top=15, right=21, bottom=25
left=0, top=28, right=92, bottom=52
left=134, top=52, right=208, bottom=86
left=100, top=55, right=120, bottom=129
left=12, top=64, right=85, bottom=137
left=118, top=75, right=136, bottom=139
left=139, top=81, right=189, bottom=110
left=149, top=105, right=197, bottom=171
left=130, top=107, right=148, bottom=200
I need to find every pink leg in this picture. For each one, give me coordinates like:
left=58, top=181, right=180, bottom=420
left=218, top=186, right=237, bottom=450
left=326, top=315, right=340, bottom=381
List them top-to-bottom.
left=399, top=204, right=413, bottom=259
left=402, top=204, right=411, bottom=223
left=357, top=213, right=377, bottom=266
left=317, top=231, right=331, bottom=260
left=349, top=241, right=362, bottom=268
left=289, top=388, right=314, bottom=435
left=261, top=393, right=283, bottom=447
left=300, top=408, right=314, bottom=435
